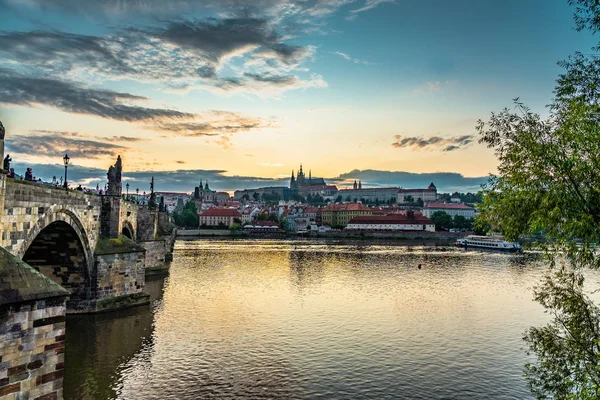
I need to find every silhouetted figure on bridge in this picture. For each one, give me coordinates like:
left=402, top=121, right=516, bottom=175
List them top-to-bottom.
left=3, top=154, right=11, bottom=172
left=24, top=168, right=33, bottom=181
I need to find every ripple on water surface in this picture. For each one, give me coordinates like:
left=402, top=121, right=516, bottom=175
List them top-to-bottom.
left=65, top=240, right=566, bottom=399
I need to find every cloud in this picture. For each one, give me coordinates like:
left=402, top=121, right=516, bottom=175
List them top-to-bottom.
left=0, top=0, right=359, bottom=20
left=349, top=0, right=394, bottom=15
left=0, top=18, right=324, bottom=96
left=332, top=51, right=373, bottom=65
left=0, top=68, right=191, bottom=122
left=0, top=69, right=272, bottom=141
left=412, top=81, right=442, bottom=94
left=151, top=110, right=272, bottom=137
left=5, top=131, right=130, bottom=159
left=391, top=134, right=475, bottom=151
left=175, top=160, right=186, bottom=164
left=12, top=161, right=488, bottom=193
left=258, top=162, right=284, bottom=167
left=336, top=169, right=487, bottom=193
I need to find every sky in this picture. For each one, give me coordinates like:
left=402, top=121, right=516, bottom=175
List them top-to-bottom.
left=0, top=0, right=595, bottom=193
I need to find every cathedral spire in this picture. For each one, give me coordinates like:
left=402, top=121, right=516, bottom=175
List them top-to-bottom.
left=353, top=180, right=357, bottom=189
left=358, top=180, right=362, bottom=189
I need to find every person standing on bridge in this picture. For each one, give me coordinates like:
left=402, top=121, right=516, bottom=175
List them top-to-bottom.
left=3, top=154, right=11, bottom=172
left=25, top=167, right=33, bottom=181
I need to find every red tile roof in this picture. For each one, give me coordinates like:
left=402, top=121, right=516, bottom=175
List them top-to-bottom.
left=423, top=202, right=474, bottom=210
left=199, top=208, right=241, bottom=217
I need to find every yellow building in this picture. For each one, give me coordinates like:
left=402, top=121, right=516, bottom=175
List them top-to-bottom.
left=321, top=203, right=373, bottom=228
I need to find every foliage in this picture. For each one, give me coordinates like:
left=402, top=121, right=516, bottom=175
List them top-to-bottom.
left=475, top=1, right=600, bottom=398
left=261, top=191, right=281, bottom=204
left=306, top=194, right=325, bottom=205
left=172, top=200, right=198, bottom=229
left=430, top=211, right=453, bottom=231
left=452, top=215, right=473, bottom=230
left=473, top=216, right=491, bottom=236
left=230, top=223, right=241, bottom=231
left=524, top=271, right=600, bottom=399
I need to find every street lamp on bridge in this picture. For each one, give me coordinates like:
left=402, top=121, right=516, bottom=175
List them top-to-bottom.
left=62, top=153, right=70, bottom=190
left=126, top=183, right=129, bottom=199
left=136, top=188, right=139, bottom=203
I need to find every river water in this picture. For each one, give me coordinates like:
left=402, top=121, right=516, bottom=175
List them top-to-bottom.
left=65, top=239, right=563, bottom=399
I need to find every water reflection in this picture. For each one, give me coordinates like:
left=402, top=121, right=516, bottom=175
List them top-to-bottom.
left=64, top=240, right=570, bottom=399
left=64, top=274, right=166, bottom=400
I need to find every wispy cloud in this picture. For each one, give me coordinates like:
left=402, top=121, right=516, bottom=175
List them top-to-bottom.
left=348, top=0, right=394, bottom=18
left=0, top=18, right=325, bottom=97
left=332, top=51, right=373, bottom=65
left=0, top=68, right=191, bottom=122
left=0, top=69, right=273, bottom=142
left=412, top=80, right=457, bottom=94
left=412, top=81, right=442, bottom=94
left=6, top=131, right=131, bottom=159
left=391, top=134, right=475, bottom=152
left=258, top=162, right=284, bottom=167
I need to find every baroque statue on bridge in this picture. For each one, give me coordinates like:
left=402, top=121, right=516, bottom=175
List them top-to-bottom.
left=0, top=120, right=5, bottom=140
left=106, top=155, right=123, bottom=196
left=149, top=176, right=157, bottom=207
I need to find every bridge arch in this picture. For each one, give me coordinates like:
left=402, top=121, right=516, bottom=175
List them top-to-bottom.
left=19, top=207, right=94, bottom=301
left=121, top=220, right=135, bottom=241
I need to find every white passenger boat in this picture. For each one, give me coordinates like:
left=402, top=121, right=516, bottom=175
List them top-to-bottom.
left=455, top=235, right=522, bottom=252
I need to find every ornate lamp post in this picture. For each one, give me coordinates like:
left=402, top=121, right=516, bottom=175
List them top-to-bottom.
left=62, top=153, right=70, bottom=190
left=126, top=183, right=130, bottom=199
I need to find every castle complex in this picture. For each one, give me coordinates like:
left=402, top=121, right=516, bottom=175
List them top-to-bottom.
left=290, top=164, right=327, bottom=191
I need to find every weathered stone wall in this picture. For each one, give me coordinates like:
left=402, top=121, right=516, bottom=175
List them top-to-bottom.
left=2, top=179, right=101, bottom=262
left=100, top=196, right=121, bottom=239
left=119, top=200, right=138, bottom=240
left=136, top=206, right=157, bottom=242
left=63, top=235, right=151, bottom=313
left=141, top=238, right=173, bottom=274
left=0, top=247, right=69, bottom=400
left=94, top=251, right=145, bottom=300
left=0, top=298, right=66, bottom=400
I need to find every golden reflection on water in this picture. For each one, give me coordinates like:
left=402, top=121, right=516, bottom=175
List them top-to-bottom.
left=65, top=240, right=566, bottom=400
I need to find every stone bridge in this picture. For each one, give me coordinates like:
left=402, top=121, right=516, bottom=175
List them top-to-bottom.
left=0, top=123, right=176, bottom=400
left=0, top=136, right=174, bottom=314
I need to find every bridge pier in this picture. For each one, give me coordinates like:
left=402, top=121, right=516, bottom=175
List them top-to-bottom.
left=0, top=123, right=177, bottom=398
left=0, top=247, right=69, bottom=400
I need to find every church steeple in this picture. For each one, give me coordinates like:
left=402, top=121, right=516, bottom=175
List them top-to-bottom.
left=353, top=180, right=357, bottom=189
left=358, top=180, right=362, bottom=189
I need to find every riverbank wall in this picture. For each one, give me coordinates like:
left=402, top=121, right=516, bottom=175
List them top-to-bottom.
left=176, top=229, right=471, bottom=243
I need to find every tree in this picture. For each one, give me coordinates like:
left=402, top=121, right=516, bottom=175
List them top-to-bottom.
left=475, top=2, right=600, bottom=397
left=252, top=192, right=260, bottom=201
left=242, top=194, right=250, bottom=202
left=335, top=195, right=343, bottom=203
left=405, top=195, right=414, bottom=204
left=416, top=198, right=424, bottom=207
left=173, top=200, right=199, bottom=228
left=430, top=211, right=453, bottom=231
left=453, top=215, right=468, bottom=230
